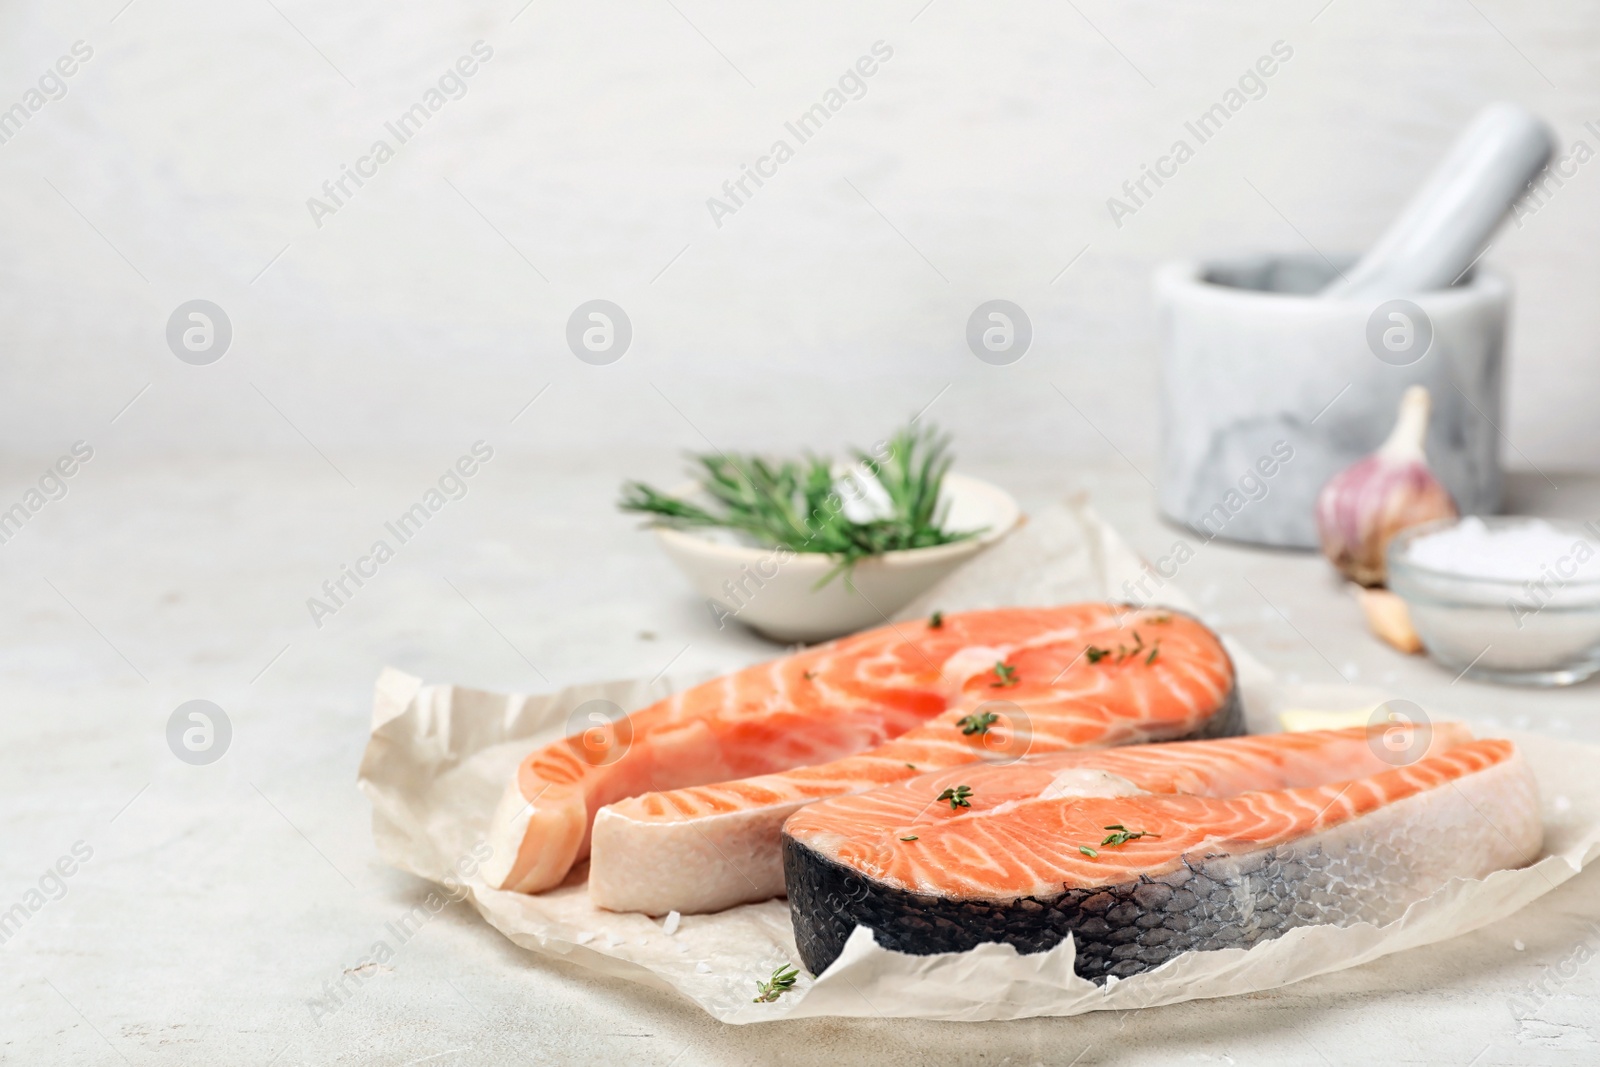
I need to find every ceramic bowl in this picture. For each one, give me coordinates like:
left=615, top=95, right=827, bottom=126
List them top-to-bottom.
left=651, top=473, right=1020, bottom=644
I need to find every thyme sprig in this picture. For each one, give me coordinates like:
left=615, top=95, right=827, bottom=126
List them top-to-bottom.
left=619, top=424, right=979, bottom=587
left=1085, top=632, right=1161, bottom=667
left=990, top=662, right=1019, bottom=687
left=956, top=711, right=1000, bottom=736
left=938, top=785, right=973, bottom=810
left=1080, top=824, right=1161, bottom=858
left=753, top=963, right=800, bottom=1003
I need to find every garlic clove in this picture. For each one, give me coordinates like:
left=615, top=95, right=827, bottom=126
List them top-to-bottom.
left=1315, top=385, right=1459, bottom=586
left=1355, top=586, right=1424, bottom=653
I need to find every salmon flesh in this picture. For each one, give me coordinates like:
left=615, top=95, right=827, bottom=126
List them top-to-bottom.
left=484, top=605, right=1238, bottom=896
left=782, top=725, right=1542, bottom=979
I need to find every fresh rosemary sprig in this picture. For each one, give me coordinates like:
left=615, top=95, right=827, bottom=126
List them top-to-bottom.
left=618, top=424, right=979, bottom=587
left=928, top=611, right=944, bottom=629
left=1085, top=645, right=1110, bottom=664
left=990, top=662, right=1019, bottom=687
left=956, top=711, right=999, bottom=736
left=938, top=785, right=973, bottom=810
left=753, top=963, right=800, bottom=1003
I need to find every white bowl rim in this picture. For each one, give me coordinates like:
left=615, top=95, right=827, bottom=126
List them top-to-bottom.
left=647, top=471, right=1020, bottom=570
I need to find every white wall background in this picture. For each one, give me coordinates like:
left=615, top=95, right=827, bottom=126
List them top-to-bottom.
left=2, top=0, right=1597, bottom=475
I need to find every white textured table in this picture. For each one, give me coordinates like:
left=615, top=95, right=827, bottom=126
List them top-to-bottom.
left=2, top=456, right=1596, bottom=1065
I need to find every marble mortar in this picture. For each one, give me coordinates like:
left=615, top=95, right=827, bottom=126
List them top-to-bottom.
left=1156, top=254, right=1507, bottom=549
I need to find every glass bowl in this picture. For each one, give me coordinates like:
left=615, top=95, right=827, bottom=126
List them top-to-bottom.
left=1387, top=517, right=1600, bottom=686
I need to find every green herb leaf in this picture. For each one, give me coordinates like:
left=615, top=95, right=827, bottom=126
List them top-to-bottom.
left=619, top=424, right=981, bottom=588
left=928, top=611, right=944, bottom=629
left=1114, top=631, right=1147, bottom=664
left=1145, top=643, right=1160, bottom=665
left=1085, top=645, right=1110, bottom=664
left=990, top=662, right=1019, bottom=688
left=956, top=711, right=1000, bottom=736
left=938, top=785, right=973, bottom=810
left=1098, top=825, right=1162, bottom=848
left=900, top=835, right=918, bottom=842
left=1078, top=846, right=1098, bottom=858
left=752, top=963, right=800, bottom=1003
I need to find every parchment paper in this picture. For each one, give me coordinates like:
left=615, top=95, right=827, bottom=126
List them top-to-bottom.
left=357, top=497, right=1600, bottom=1023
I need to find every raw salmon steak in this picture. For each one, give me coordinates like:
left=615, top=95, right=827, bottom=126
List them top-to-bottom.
left=484, top=604, right=1239, bottom=895
left=588, top=607, right=1240, bottom=913
left=782, top=725, right=1542, bottom=980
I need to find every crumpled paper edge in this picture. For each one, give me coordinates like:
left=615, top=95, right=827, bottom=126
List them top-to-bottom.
left=357, top=497, right=1600, bottom=1022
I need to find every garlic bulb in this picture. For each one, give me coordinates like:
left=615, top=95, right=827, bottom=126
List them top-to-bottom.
left=1315, top=385, right=1458, bottom=586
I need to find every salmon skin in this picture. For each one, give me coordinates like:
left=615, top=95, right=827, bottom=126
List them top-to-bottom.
left=484, top=604, right=1238, bottom=896
left=588, top=606, right=1240, bottom=913
left=782, top=726, right=1542, bottom=980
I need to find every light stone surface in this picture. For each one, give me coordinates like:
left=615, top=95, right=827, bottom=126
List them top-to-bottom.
left=1, top=454, right=1597, bottom=1065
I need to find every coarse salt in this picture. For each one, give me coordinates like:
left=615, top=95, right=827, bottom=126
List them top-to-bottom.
left=1404, top=517, right=1600, bottom=582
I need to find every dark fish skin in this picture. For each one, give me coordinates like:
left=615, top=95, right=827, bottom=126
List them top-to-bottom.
left=1179, top=680, right=1244, bottom=741
left=785, top=834, right=1394, bottom=981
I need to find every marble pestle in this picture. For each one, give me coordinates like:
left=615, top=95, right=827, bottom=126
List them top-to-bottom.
left=1322, top=102, right=1555, bottom=300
